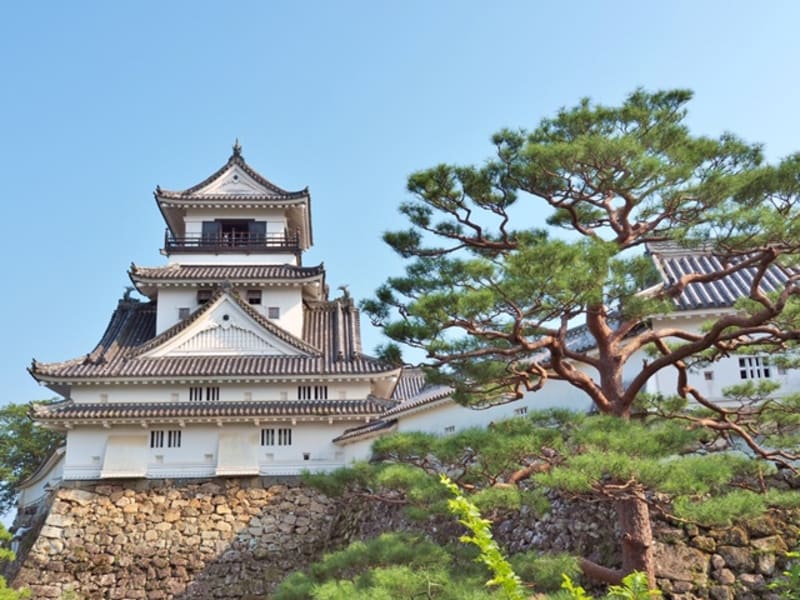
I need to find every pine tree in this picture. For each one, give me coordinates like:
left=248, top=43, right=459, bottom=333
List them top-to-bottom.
left=362, top=89, right=800, bottom=587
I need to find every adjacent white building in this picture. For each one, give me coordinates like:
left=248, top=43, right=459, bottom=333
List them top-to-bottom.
left=21, top=145, right=797, bottom=508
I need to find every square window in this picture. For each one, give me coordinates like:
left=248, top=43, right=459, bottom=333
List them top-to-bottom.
left=197, top=290, right=212, bottom=305
left=247, top=290, right=262, bottom=305
left=267, top=306, right=280, bottom=319
left=178, top=307, right=190, bottom=320
left=739, top=356, right=771, bottom=380
left=703, top=371, right=714, bottom=381
left=261, top=428, right=275, bottom=446
left=278, top=428, right=292, bottom=446
left=167, top=430, right=182, bottom=448
left=150, top=431, right=164, bottom=448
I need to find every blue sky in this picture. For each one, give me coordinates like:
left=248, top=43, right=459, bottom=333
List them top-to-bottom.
left=1, top=1, right=799, bottom=404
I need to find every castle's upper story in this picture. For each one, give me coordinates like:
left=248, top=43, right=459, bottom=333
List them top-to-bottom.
left=155, top=140, right=312, bottom=266
left=140, top=141, right=318, bottom=335
left=29, top=144, right=399, bottom=407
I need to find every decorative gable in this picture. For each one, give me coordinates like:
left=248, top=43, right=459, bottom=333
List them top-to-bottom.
left=194, top=164, right=269, bottom=197
left=142, top=295, right=312, bottom=358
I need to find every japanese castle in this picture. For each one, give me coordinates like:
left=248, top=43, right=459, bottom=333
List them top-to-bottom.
left=20, top=143, right=800, bottom=509
left=26, top=143, right=424, bottom=491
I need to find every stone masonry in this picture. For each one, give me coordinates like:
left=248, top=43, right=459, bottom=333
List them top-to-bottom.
left=9, top=479, right=800, bottom=599
left=12, top=479, right=340, bottom=599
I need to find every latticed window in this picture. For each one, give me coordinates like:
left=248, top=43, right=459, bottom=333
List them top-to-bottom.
left=739, top=357, right=771, bottom=380
left=298, top=385, right=328, bottom=400
left=190, top=386, right=219, bottom=401
left=261, top=428, right=292, bottom=446
left=278, top=428, right=292, bottom=446
left=151, top=430, right=182, bottom=448
left=167, top=430, right=182, bottom=448
left=150, top=431, right=164, bottom=448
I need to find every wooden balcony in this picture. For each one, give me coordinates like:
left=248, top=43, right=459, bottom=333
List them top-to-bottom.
left=164, top=230, right=300, bottom=253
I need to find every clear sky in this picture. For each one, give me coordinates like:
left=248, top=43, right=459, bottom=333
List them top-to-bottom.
left=1, top=1, right=799, bottom=404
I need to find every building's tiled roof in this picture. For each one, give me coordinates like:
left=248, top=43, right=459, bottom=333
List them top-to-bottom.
left=155, top=146, right=308, bottom=202
left=647, top=241, right=792, bottom=311
left=130, top=263, right=325, bottom=283
left=30, top=294, right=392, bottom=382
left=304, top=300, right=364, bottom=361
left=390, top=367, right=429, bottom=401
left=333, top=371, right=454, bottom=443
left=382, top=384, right=453, bottom=417
left=32, top=399, right=393, bottom=422
left=333, top=418, right=398, bottom=443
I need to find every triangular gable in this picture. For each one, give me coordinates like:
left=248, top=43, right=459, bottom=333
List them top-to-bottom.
left=192, top=163, right=276, bottom=197
left=141, top=294, right=314, bottom=358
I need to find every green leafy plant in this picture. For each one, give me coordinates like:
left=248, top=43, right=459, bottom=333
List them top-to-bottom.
left=441, top=474, right=526, bottom=599
left=769, top=550, right=800, bottom=599
left=561, top=572, right=660, bottom=600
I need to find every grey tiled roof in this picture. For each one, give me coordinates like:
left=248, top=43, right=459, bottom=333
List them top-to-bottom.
left=155, top=150, right=308, bottom=202
left=647, top=242, right=792, bottom=311
left=130, top=263, right=325, bottom=283
left=30, top=294, right=392, bottom=382
left=390, top=367, right=429, bottom=401
left=334, top=371, right=454, bottom=442
left=382, top=384, right=453, bottom=417
left=32, top=399, right=393, bottom=422
left=333, top=418, right=398, bottom=443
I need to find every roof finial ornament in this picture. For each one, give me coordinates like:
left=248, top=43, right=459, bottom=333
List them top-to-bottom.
left=232, top=138, right=243, bottom=158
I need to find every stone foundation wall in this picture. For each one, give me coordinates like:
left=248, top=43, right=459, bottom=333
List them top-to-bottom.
left=12, top=479, right=340, bottom=599
left=10, top=480, right=800, bottom=599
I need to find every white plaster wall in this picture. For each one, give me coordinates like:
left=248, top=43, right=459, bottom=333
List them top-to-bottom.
left=182, top=208, right=288, bottom=237
left=167, top=253, right=299, bottom=266
left=155, top=286, right=304, bottom=336
left=261, top=287, right=303, bottom=338
left=156, top=289, right=199, bottom=334
left=644, top=313, right=800, bottom=402
left=70, top=381, right=374, bottom=404
left=395, top=386, right=588, bottom=438
left=62, top=421, right=359, bottom=480
left=18, top=454, right=64, bottom=508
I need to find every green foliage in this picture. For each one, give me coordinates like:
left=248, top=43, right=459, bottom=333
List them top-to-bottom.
left=365, top=87, right=800, bottom=448
left=0, top=401, right=64, bottom=513
left=301, top=462, right=375, bottom=497
left=441, top=475, right=526, bottom=600
left=673, top=490, right=767, bottom=527
left=0, top=524, right=30, bottom=599
left=272, top=533, right=506, bottom=600
left=769, top=550, right=800, bottom=599
left=509, top=552, right=579, bottom=592
left=561, top=572, right=660, bottom=600
left=606, top=572, right=661, bottom=599
left=561, top=574, right=593, bottom=600
left=0, top=579, right=29, bottom=600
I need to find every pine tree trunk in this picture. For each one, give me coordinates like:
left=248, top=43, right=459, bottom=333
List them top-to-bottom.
left=617, top=492, right=656, bottom=589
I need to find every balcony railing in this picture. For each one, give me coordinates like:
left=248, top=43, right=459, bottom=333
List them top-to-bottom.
left=164, top=230, right=300, bottom=253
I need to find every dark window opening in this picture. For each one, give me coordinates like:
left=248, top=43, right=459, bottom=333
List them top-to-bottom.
left=201, top=219, right=267, bottom=247
left=197, top=289, right=212, bottom=305
left=247, top=290, right=262, bottom=305
left=739, top=356, right=771, bottom=380
left=261, top=428, right=292, bottom=446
